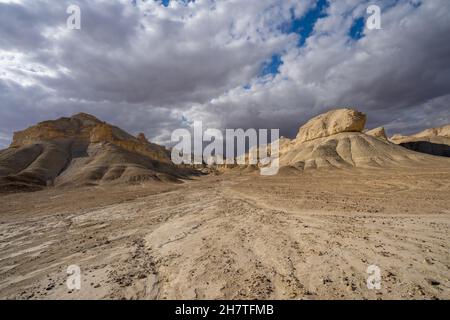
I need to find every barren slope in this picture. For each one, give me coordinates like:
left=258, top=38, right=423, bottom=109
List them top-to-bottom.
left=0, top=113, right=195, bottom=192
left=391, top=124, right=450, bottom=157
left=0, top=165, right=449, bottom=300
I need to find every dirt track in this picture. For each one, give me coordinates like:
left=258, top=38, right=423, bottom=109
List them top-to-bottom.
left=0, top=166, right=449, bottom=299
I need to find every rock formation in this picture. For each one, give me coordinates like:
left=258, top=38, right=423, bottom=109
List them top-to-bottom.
left=221, top=108, right=450, bottom=173
left=295, top=108, right=366, bottom=143
left=2, top=109, right=449, bottom=191
left=279, top=109, right=449, bottom=169
left=0, top=113, right=195, bottom=192
left=10, top=113, right=99, bottom=148
left=390, top=124, right=450, bottom=157
left=391, top=124, right=450, bottom=142
left=365, top=127, right=387, bottom=140
left=137, top=132, right=148, bottom=143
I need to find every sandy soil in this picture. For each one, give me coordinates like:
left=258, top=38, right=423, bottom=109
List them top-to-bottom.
left=0, top=165, right=449, bottom=300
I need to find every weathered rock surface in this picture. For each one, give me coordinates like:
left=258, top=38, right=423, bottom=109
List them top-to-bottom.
left=232, top=108, right=450, bottom=172
left=295, top=108, right=366, bottom=143
left=281, top=110, right=450, bottom=169
left=281, top=111, right=450, bottom=169
left=0, top=113, right=195, bottom=193
left=90, top=124, right=169, bottom=162
left=390, top=124, right=450, bottom=157
left=391, top=124, right=450, bottom=142
left=412, top=124, right=450, bottom=139
left=365, top=127, right=387, bottom=140
left=137, top=132, right=148, bottom=143
left=280, top=132, right=432, bottom=170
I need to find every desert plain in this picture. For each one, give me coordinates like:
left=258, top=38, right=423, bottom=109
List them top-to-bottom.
left=0, top=109, right=449, bottom=300
left=0, top=164, right=449, bottom=300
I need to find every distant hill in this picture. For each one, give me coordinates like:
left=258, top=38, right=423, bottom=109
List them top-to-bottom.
left=219, top=108, right=450, bottom=173
left=0, top=113, right=196, bottom=193
left=390, top=124, right=450, bottom=157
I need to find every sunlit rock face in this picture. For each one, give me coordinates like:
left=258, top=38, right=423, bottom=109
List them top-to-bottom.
left=295, top=108, right=367, bottom=144
left=1, top=113, right=192, bottom=192
left=365, top=127, right=387, bottom=140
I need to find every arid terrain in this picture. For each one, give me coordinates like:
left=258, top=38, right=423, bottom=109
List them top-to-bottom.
left=2, top=0, right=450, bottom=303
left=0, top=109, right=449, bottom=300
left=0, top=164, right=449, bottom=300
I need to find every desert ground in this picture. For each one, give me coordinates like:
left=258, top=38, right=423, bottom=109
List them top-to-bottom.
left=1, top=164, right=449, bottom=300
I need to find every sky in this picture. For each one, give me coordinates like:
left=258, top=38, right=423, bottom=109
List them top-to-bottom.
left=0, top=0, right=450, bottom=148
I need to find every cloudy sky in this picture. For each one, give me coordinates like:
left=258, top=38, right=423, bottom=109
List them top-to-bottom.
left=0, top=0, right=449, bottom=148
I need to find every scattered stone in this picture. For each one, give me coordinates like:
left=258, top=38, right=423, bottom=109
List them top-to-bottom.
left=427, top=279, right=440, bottom=286
left=46, top=283, right=55, bottom=291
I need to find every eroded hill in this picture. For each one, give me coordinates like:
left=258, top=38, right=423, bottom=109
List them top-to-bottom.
left=0, top=113, right=195, bottom=192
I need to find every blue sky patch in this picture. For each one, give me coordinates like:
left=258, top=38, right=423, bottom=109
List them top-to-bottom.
left=281, top=0, right=329, bottom=47
left=349, top=17, right=365, bottom=40
left=260, top=54, right=283, bottom=77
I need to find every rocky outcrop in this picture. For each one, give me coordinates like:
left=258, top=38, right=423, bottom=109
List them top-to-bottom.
left=226, top=108, right=450, bottom=173
left=227, top=108, right=448, bottom=172
left=295, top=108, right=366, bottom=143
left=278, top=109, right=447, bottom=170
left=1, top=113, right=195, bottom=192
left=11, top=113, right=102, bottom=148
left=11, top=113, right=171, bottom=164
left=90, top=124, right=169, bottom=163
left=390, top=124, right=450, bottom=157
left=391, top=124, right=450, bottom=143
left=412, top=124, right=450, bottom=139
left=365, top=127, right=387, bottom=140
left=280, top=132, right=431, bottom=170
left=137, top=133, right=148, bottom=143
left=398, top=141, right=450, bottom=157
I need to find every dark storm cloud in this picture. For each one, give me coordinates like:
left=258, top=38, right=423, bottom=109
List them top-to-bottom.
left=0, top=0, right=449, bottom=149
left=193, top=0, right=450, bottom=137
left=0, top=1, right=61, bottom=51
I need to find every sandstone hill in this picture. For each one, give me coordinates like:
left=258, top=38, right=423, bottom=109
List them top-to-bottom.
left=230, top=108, right=450, bottom=172
left=278, top=108, right=437, bottom=169
left=295, top=108, right=366, bottom=143
left=2, top=110, right=449, bottom=191
left=0, top=113, right=195, bottom=192
left=390, top=124, right=450, bottom=157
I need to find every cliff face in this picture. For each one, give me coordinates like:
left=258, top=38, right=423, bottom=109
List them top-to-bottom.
left=221, top=108, right=448, bottom=173
left=279, top=108, right=432, bottom=169
left=295, top=108, right=366, bottom=144
left=1, top=113, right=192, bottom=192
left=11, top=113, right=101, bottom=148
left=11, top=113, right=171, bottom=163
left=89, top=123, right=170, bottom=163
left=390, top=124, right=450, bottom=157
left=413, top=125, right=450, bottom=139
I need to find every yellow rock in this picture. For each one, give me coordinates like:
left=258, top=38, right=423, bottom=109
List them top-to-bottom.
left=295, top=108, right=366, bottom=143
left=365, top=127, right=387, bottom=140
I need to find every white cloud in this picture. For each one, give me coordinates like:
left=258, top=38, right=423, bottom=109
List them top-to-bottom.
left=0, top=0, right=449, bottom=147
left=184, top=0, right=450, bottom=137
